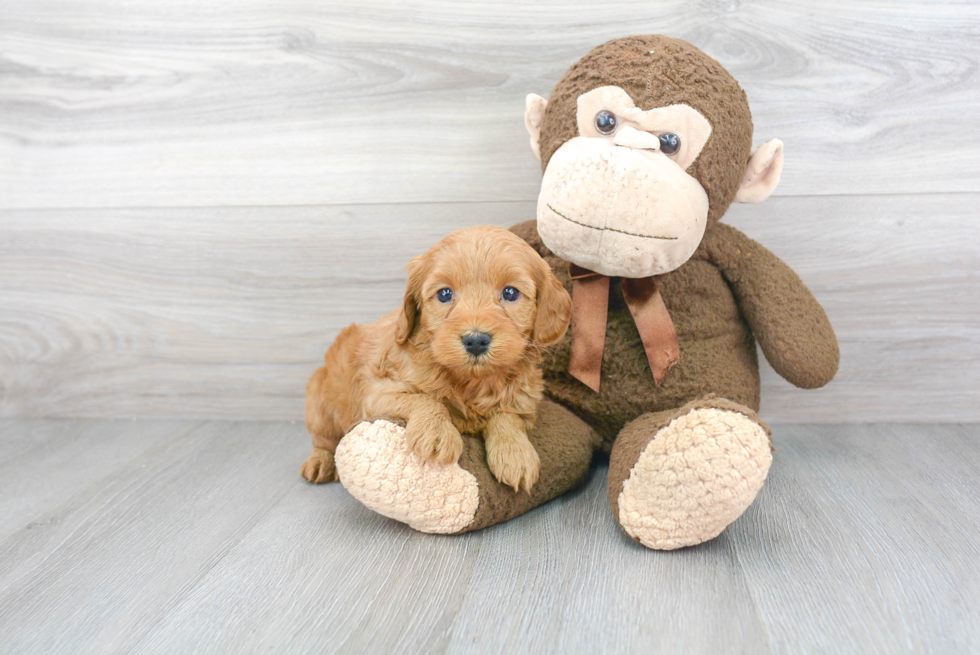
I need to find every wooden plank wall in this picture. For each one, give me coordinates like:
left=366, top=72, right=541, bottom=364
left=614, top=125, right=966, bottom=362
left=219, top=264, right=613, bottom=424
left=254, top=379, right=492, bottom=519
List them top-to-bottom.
left=1, top=0, right=978, bottom=422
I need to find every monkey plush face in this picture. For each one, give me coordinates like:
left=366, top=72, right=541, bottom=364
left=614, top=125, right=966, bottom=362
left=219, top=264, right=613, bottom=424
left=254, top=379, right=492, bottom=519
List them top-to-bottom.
left=525, top=35, right=785, bottom=279
left=535, top=86, right=714, bottom=277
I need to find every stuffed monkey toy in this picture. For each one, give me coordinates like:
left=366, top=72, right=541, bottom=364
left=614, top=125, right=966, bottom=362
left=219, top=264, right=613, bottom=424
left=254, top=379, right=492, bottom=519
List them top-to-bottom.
left=331, top=35, right=839, bottom=550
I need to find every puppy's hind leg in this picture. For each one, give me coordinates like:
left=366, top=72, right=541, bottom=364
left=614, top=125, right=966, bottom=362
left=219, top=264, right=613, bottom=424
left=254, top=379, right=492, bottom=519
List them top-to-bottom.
left=302, top=325, right=359, bottom=483
left=302, top=365, right=342, bottom=483
left=301, top=449, right=338, bottom=484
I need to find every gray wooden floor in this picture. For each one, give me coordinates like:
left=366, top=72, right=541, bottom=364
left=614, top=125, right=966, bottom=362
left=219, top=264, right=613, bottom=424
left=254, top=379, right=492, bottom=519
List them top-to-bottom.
left=1, top=420, right=977, bottom=654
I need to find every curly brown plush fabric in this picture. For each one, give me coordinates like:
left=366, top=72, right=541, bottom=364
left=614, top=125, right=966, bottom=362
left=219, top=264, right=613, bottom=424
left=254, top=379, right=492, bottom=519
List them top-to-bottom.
left=538, top=34, right=754, bottom=226
left=511, top=219, right=838, bottom=451
left=703, top=224, right=840, bottom=389
left=459, top=399, right=600, bottom=532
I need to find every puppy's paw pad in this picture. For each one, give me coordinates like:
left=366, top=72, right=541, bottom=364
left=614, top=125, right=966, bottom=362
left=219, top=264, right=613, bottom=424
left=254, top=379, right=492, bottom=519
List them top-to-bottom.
left=618, top=408, right=772, bottom=550
left=335, top=420, right=478, bottom=534
left=300, top=449, right=338, bottom=484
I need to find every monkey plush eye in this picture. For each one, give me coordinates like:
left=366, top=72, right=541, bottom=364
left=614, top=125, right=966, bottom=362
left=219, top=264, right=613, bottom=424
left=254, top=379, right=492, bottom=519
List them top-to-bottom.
left=594, top=110, right=618, bottom=135
left=659, top=133, right=681, bottom=155
left=501, top=286, right=521, bottom=302
left=437, top=288, right=453, bottom=303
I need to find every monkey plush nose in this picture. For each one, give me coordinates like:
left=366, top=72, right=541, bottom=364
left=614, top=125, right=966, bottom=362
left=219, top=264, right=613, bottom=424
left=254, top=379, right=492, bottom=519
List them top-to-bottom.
left=613, top=125, right=661, bottom=150
left=462, top=332, right=492, bottom=356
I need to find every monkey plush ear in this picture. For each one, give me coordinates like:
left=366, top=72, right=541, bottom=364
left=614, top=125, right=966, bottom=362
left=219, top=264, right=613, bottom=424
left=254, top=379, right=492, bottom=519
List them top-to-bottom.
left=524, top=93, right=548, bottom=162
left=735, top=139, right=784, bottom=204
left=395, top=254, right=425, bottom=345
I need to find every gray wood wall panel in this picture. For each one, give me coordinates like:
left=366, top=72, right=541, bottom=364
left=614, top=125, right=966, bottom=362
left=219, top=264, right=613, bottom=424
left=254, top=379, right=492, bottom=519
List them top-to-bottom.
left=1, top=0, right=979, bottom=209
left=1, top=0, right=978, bottom=421
left=1, top=194, right=977, bottom=422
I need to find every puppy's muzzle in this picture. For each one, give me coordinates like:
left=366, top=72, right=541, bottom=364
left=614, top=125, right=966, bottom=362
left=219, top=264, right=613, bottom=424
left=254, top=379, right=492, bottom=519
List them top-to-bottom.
left=461, top=331, right=492, bottom=357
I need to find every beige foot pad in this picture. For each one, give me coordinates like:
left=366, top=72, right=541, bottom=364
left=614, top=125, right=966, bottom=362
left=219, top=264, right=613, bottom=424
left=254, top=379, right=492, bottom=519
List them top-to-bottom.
left=618, top=408, right=772, bottom=550
left=334, top=420, right=479, bottom=534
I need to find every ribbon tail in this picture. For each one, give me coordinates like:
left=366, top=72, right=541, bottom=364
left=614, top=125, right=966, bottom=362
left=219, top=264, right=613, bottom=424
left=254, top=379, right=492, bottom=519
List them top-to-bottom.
left=568, top=273, right=609, bottom=393
left=622, top=277, right=681, bottom=387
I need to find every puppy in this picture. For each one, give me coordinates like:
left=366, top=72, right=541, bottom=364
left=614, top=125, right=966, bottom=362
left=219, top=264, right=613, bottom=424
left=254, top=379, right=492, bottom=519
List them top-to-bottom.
left=301, top=225, right=572, bottom=492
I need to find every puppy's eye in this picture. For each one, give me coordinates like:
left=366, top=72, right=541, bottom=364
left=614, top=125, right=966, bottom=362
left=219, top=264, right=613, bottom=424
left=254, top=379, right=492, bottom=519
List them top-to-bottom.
left=595, top=110, right=618, bottom=135
left=659, top=133, right=681, bottom=155
left=501, top=286, right=520, bottom=302
left=436, top=288, right=453, bottom=303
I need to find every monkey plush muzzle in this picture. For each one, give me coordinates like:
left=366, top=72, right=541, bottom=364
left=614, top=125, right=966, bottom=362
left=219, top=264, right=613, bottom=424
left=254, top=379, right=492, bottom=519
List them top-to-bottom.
left=536, top=136, right=709, bottom=278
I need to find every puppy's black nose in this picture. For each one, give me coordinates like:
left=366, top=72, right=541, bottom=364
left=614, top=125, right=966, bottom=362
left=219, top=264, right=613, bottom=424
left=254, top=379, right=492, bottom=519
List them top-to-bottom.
left=462, top=331, right=492, bottom=356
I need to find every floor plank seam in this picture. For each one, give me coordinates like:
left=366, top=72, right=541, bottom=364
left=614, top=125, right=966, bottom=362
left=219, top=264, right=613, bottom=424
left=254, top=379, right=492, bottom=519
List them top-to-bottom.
left=0, top=422, right=210, bottom=599
left=0, top=428, right=216, bottom=608
left=125, top=475, right=307, bottom=653
left=728, top=534, right=777, bottom=655
left=440, top=536, right=483, bottom=655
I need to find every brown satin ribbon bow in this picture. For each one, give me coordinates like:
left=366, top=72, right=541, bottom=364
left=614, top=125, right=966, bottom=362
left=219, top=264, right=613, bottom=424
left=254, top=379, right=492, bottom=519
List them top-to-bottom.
left=568, top=264, right=680, bottom=393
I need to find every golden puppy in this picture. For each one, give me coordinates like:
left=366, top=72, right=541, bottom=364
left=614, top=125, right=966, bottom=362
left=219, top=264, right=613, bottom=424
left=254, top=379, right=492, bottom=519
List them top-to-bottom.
left=301, top=225, right=572, bottom=492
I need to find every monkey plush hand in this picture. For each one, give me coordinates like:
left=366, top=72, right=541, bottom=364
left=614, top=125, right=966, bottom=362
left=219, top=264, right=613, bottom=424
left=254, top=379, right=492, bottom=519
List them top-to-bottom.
left=335, top=35, right=838, bottom=549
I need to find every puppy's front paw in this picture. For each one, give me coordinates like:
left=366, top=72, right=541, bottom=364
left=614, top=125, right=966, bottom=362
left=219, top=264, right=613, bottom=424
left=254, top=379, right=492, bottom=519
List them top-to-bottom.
left=406, top=419, right=464, bottom=465
left=486, top=433, right=540, bottom=493
left=300, top=447, right=338, bottom=483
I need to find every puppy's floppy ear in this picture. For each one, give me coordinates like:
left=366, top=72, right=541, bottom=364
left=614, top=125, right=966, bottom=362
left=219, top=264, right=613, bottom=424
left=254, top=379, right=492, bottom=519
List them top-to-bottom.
left=395, top=253, right=426, bottom=345
left=531, top=255, right=572, bottom=347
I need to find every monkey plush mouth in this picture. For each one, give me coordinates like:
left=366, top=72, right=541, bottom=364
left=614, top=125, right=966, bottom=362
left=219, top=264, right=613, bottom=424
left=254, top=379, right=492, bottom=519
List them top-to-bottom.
left=535, top=139, right=709, bottom=277
left=546, top=204, right=677, bottom=241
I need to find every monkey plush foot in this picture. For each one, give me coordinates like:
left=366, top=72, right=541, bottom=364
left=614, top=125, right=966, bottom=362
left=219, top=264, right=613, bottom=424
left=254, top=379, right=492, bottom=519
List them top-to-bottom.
left=609, top=398, right=772, bottom=550
left=334, top=420, right=480, bottom=534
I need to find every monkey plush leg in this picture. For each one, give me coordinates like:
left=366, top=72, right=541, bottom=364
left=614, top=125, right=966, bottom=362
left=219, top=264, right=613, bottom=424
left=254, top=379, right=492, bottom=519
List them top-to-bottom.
left=609, top=396, right=773, bottom=550
left=334, top=400, right=598, bottom=535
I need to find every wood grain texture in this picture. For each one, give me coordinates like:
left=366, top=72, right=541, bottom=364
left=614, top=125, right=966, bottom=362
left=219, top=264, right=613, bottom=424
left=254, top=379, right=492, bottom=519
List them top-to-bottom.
left=2, top=0, right=979, bottom=209
left=2, top=194, right=977, bottom=422
left=0, top=418, right=194, bottom=541
left=1, top=419, right=979, bottom=653
left=0, top=421, right=303, bottom=654
left=731, top=424, right=980, bottom=653
left=444, top=471, right=771, bottom=655
left=132, top=478, right=484, bottom=654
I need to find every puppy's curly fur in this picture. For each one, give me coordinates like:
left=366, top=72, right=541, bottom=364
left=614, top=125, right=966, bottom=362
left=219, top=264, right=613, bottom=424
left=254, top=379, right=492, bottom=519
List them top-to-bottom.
left=301, top=225, right=572, bottom=492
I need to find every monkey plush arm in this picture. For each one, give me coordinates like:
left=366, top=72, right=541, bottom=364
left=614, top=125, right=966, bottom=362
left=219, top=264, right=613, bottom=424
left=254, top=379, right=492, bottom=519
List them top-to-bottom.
left=704, top=222, right=839, bottom=389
